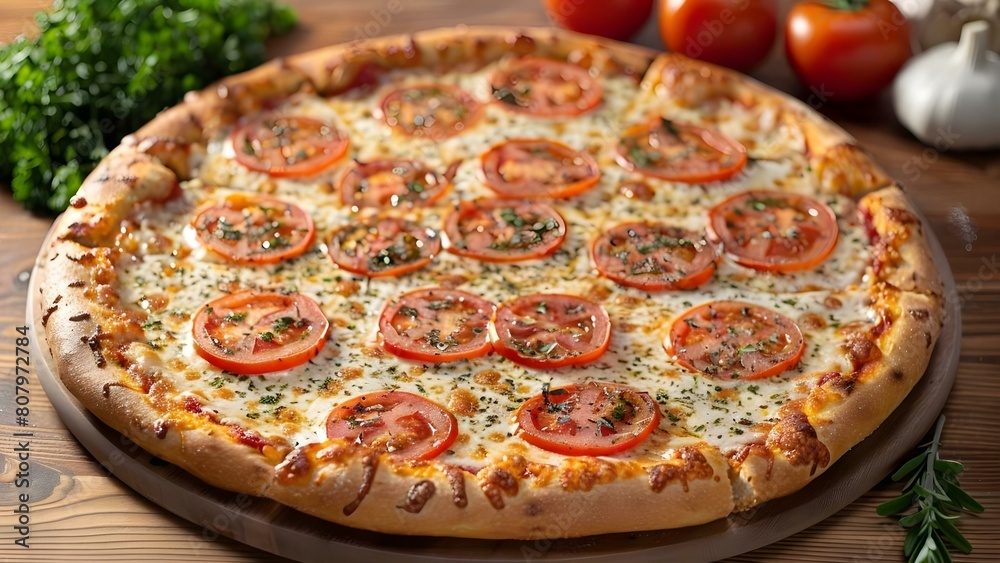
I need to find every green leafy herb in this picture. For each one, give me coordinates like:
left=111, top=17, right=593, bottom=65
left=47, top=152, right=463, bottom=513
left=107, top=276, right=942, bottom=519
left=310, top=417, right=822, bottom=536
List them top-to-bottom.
left=0, top=0, right=297, bottom=213
left=491, top=85, right=526, bottom=107
left=660, top=117, right=681, bottom=137
left=627, top=145, right=660, bottom=168
left=426, top=300, right=452, bottom=311
left=223, top=312, right=248, bottom=323
left=272, top=316, right=296, bottom=333
left=424, top=328, right=458, bottom=351
left=259, top=393, right=282, bottom=405
left=877, top=415, right=984, bottom=563
left=594, top=417, right=615, bottom=435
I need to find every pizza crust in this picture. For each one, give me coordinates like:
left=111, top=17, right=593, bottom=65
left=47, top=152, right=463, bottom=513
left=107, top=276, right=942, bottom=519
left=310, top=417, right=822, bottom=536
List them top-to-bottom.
left=36, top=26, right=945, bottom=540
left=860, top=186, right=945, bottom=296
left=38, top=242, right=734, bottom=539
left=809, top=289, right=943, bottom=462
left=267, top=444, right=734, bottom=538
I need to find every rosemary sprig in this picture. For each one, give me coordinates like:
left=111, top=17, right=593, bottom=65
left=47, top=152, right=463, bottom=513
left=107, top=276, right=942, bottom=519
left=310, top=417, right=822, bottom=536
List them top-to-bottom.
left=877, top=414, right=984, bottom=563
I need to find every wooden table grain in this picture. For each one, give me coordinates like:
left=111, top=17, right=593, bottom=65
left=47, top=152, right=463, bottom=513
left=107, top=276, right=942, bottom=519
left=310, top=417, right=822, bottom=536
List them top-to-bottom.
left=1, top=1, right=998, bottom=561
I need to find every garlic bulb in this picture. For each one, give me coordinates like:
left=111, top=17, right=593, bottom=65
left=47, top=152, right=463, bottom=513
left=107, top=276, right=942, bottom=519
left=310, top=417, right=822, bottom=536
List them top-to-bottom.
left=918, top=0, right=1000, bottom=52
left=894, top=20, right=1000, bottom=149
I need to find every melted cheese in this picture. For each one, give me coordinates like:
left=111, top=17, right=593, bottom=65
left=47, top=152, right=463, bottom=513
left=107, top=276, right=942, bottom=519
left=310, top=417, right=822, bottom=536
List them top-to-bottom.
left=115, top=63, right=879, bottom=469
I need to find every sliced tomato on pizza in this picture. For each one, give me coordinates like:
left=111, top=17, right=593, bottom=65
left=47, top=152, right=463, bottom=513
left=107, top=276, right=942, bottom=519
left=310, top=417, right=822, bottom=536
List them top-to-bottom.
left=231, top=114, right=348, bottom=177
left=481, top=139, right=600, bottom=199
left=191, top=193, right=315, bottom=265
left=192, top=291, right=330, bottom=375
left=516, top=382, right=661, bottom=456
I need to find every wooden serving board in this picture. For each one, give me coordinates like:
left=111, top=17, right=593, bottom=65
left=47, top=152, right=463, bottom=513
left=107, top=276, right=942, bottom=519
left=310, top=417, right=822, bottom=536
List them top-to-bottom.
left=28, top=220, right=960, bottom=563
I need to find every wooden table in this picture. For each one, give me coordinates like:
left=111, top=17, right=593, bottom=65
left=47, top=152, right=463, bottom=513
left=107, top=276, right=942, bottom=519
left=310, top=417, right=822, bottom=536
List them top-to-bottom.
left=1, top=1, right=997, bottom=560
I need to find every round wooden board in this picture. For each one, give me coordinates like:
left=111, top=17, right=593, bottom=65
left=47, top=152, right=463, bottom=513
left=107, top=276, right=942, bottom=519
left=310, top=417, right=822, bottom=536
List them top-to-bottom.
left=29, top=218, right=960, bottom=563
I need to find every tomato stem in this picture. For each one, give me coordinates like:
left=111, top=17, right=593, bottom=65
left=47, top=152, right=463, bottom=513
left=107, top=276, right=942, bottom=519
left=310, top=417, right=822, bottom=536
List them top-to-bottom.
left=827, top=0, right=868, bottom=10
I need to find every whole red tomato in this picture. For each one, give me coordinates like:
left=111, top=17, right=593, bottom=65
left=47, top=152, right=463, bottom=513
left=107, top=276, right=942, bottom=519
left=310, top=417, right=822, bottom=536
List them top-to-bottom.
left=543, top=0, right=655, bottom=41
left=659, top=0, right=778, bottom=71
left=786, top=0, right=912, bottom=101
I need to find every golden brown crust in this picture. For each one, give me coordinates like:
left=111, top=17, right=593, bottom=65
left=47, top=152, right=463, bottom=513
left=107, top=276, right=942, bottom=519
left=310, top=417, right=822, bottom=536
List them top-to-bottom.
left=36, top=26, right=945, bottom=539
left=285, top=26, right=655, bottom=97
left=813, top=143, right=893, bottom=198
left=59, top=147, right=178, bottom=247
left=860, top=186, right=945, bottom=296
left=38, top=236, right=733, bottom=538
left=37, top=237, right=278, bottom=499
left=730, top=286, right=943, bottom=511
left=809, top=288, right=943, bottom=462
left=266, top=444, right=733, bottom=538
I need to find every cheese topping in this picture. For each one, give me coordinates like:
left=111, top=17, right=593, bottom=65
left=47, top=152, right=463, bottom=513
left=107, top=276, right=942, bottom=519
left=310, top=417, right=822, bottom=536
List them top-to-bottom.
left=113, top=62, right=879, bottom=469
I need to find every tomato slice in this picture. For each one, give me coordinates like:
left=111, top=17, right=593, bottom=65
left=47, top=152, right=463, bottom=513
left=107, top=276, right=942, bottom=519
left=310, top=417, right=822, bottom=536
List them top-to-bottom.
left=489, top=57, right=603, bottom=117
left=380, top=84, right=482, bottom=139
left=231, top=114, right=348, bottom=178
left=615, top=117, right=747, bottom=184
left=481, top=139, right=600, bottom=199
left=339, top=159, right=450, bottom=209
left=707, top=190, right=839, bottom=273
left=191, top=194, right=315, bottom=265
left=444, top=199, right=567, bottom=263
left=327, top=216, right=441, bottom=278
left=591, top=223, right=718, bottom=291
left=379, top=288, right=495, bottom=363
left=192, top=291, right=329, bottom=375
left=492, top=294, right=611, bottom=369
left=667, top=301, right=805, bottom=380
left=516, top=382, right=661, bottom=456
left=325, top=391, right=458, bottom=461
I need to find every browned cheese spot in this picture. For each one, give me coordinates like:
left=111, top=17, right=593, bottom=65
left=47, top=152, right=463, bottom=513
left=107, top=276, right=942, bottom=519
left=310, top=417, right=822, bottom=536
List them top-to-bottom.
left=885, top=206, right=917, bottom=226
left=435, top=274, right=469, bottom=288
left=584, top=282, right=613, bottom=303
left=41, top=305, right=58, bottom=327
left=798, top=312, right=826, bottom=331
left=842, top=323, right=883, bottom=374
left=82, top=332, right=107, bottom=368
left=340, top=366, right=364, bottom=380
left=473, top=369, right=513, bottom=394
left=101, top=381, right=130, bottom=398
left=447, top=388, right=480, bottom=417
left=766, top=409, right=831, bottom=476
left=153, top=419, right=171, bottom=439
left=726, top=441, right=774, bottom=477
left=276, top=445, right=317, bottom=486
left=648, top=447, right=714, bottom=493
left=343, top=453, right=378, bottom=516
left=558, top=458, right=618, bottom=492
left=446, top=466, right=468, bottom=508
left=479, top=467, right=518, bottom=510
left=398, top=480, right=436, bottom=514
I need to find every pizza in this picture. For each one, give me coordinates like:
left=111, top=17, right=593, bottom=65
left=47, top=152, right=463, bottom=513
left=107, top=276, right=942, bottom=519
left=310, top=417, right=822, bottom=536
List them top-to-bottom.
left=35, top=27, right=944, bottom=539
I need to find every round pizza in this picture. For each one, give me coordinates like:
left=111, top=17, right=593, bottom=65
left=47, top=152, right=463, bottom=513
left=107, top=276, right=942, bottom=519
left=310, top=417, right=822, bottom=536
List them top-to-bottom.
left=36, top=27, right=944, bottom=539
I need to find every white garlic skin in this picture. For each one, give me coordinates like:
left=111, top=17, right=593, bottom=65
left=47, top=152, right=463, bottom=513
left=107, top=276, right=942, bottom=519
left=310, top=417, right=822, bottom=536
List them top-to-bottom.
left=894, top=20, right=1000, bottom=150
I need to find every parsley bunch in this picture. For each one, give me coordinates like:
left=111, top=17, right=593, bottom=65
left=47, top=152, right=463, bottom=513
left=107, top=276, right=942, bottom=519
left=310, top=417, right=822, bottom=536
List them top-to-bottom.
left=0, top=0, right=296, bottom=214
left=878, top=414, right=984, bottom=563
